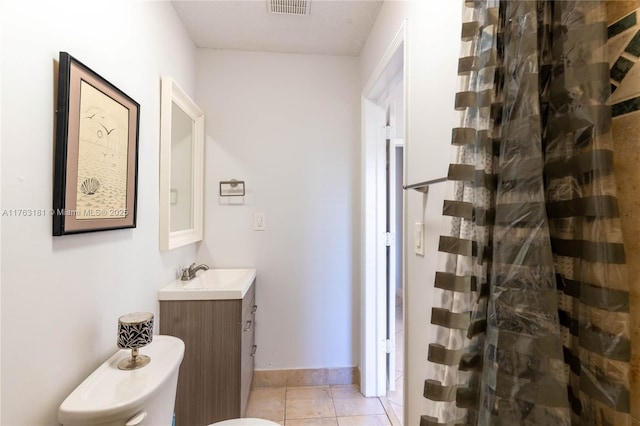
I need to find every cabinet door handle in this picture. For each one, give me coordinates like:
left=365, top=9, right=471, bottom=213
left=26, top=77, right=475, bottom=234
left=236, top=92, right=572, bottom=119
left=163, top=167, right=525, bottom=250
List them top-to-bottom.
left=252, top=305, right=258, bottom=314
left=243, top=320, right=253, bottom=331
left=251, top=345, right=257, bottom=357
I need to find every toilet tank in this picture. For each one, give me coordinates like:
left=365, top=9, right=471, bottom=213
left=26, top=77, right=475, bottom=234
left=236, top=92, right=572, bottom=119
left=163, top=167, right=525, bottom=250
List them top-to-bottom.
left=58, top=335, right=185, bottom=426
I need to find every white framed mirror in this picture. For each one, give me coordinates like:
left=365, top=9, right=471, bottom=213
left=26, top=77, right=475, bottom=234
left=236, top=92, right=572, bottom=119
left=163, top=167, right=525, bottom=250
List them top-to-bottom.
left=159, top=76, right=204, bottom=250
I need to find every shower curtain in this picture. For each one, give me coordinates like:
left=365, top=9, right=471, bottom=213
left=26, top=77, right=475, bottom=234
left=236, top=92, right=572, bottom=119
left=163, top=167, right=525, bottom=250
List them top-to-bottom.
left=423, top=1, right=631, bottom=425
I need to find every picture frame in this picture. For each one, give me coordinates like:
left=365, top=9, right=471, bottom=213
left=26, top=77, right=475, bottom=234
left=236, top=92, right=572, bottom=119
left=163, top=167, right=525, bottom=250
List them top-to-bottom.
left=53, top=52, right=140, bottom=236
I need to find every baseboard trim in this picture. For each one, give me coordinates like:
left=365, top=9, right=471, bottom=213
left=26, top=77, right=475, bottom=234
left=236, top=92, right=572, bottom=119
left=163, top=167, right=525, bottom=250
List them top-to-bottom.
left=253, top=367, right=360, bottom=388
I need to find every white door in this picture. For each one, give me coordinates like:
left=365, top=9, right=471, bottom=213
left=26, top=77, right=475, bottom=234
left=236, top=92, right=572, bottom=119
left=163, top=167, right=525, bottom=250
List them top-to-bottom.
left=385, top=103, right=397, bottom=392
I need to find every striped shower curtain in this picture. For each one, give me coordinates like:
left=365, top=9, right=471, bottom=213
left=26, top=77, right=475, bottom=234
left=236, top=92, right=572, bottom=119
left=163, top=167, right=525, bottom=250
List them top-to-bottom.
left=423, top=1, right=631, bottom=425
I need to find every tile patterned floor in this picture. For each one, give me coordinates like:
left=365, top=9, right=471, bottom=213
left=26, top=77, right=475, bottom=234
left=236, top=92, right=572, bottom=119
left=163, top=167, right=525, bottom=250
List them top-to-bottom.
left=246, top=384, right=392, bottom=426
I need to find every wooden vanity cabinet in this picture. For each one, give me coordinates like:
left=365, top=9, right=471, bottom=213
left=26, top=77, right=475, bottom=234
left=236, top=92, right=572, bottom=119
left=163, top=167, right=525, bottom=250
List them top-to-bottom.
left=159, top=280, right=256, bottom=425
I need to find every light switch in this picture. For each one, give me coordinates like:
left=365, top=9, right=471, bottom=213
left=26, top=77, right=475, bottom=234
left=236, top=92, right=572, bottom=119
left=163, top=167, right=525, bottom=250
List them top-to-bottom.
left=254, top=212, right=266, bottom=231
left=414, top=222, right=424, bottom=255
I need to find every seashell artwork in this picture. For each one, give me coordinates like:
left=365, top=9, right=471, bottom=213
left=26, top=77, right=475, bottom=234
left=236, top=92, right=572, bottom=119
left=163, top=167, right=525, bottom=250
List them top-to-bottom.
left=52, top=52, right=138, bottom=235
left=75, top=85, right=129, bottom=219
left=80, top=177, right=100, bottom=195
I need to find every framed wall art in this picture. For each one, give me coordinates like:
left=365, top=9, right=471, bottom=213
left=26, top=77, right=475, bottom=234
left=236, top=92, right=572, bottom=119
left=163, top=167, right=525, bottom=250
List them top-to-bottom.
left=53, top=52, right=140, bottom=236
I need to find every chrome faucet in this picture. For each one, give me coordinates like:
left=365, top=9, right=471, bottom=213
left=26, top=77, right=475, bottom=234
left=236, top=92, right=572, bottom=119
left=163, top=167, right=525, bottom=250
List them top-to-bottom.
left=180, top=263, right=210, bottom=281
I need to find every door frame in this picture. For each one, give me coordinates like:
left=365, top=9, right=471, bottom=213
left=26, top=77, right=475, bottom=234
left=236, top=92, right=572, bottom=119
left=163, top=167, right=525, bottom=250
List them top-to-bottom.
left=360, top=21, right=408, bottom=398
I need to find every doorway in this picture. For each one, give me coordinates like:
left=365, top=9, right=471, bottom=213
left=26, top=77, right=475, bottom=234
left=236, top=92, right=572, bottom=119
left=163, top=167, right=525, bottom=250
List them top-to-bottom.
left=360, top=21, right=407, bottom=426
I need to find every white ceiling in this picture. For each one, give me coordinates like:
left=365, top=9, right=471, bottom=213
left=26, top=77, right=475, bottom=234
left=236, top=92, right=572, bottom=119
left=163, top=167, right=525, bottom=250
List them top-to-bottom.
left=171, top=0, right=384, bottom=56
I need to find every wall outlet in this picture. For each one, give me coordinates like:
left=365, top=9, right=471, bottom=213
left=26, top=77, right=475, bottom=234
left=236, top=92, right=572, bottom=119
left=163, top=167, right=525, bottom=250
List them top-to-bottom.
left=254, top=212, right=266, bottom=231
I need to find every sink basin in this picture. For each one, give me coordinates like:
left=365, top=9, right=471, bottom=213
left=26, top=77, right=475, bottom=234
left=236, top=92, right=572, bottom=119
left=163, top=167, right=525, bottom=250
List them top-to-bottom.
left=158, top=268, right=256, bottom=301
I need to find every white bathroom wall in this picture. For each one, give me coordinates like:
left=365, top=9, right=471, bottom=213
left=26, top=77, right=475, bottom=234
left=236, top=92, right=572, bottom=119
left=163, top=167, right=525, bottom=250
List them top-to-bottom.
left=1, top=1, right=197, bottom=424
left=359, top=1, right=462, bottom=423
left=0, top=17, right=3, bottom=424
left=195, top=50, right=361, bottom=370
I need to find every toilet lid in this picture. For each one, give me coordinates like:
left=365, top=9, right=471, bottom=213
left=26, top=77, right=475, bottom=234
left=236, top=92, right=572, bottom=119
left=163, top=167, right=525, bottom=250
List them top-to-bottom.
left=209, top=419, right=280, bottom=426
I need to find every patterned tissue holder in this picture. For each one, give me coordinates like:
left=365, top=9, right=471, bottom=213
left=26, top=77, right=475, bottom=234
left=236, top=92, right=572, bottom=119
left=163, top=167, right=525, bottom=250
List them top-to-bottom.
left=117, top=312, right=154, bottom=370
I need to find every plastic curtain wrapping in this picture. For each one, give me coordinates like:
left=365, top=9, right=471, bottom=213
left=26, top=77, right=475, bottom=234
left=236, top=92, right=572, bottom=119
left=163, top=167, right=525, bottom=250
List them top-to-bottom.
left=422, top=1, right=631, bottom=425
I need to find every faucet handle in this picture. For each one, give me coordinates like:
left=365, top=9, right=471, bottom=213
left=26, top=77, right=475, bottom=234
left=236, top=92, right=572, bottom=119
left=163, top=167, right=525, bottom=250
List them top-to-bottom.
left=187, top=262, right=196, bottom=271
left=180, top=267, right=192, bottom=281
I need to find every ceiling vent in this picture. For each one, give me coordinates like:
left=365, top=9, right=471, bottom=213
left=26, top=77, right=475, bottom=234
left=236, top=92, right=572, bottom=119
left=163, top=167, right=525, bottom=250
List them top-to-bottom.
left=267, top=0, right=311, bottom=16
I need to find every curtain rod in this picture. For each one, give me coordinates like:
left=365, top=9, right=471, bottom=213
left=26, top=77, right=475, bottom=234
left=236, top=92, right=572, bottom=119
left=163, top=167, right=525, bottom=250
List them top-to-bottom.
left=402, top=177, right=447, bottom=192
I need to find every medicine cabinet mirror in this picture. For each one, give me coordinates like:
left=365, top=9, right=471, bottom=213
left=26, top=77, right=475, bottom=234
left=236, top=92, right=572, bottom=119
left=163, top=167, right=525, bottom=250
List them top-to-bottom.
left=159, top=76, right=204, bottom=250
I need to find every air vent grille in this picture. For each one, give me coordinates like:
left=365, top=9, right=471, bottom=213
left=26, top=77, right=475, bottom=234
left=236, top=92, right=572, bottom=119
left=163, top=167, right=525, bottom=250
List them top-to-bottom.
left=267, top=0, right=311, bottom=16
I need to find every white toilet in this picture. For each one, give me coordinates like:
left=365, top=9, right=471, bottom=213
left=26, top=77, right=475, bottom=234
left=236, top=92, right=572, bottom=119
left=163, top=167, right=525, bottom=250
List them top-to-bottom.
left=58, top=335, right=277, bottom=426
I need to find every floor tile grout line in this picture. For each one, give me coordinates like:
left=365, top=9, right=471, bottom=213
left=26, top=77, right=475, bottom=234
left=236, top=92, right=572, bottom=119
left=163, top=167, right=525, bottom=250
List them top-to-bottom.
left=329, top=385, right=338, bottom=424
